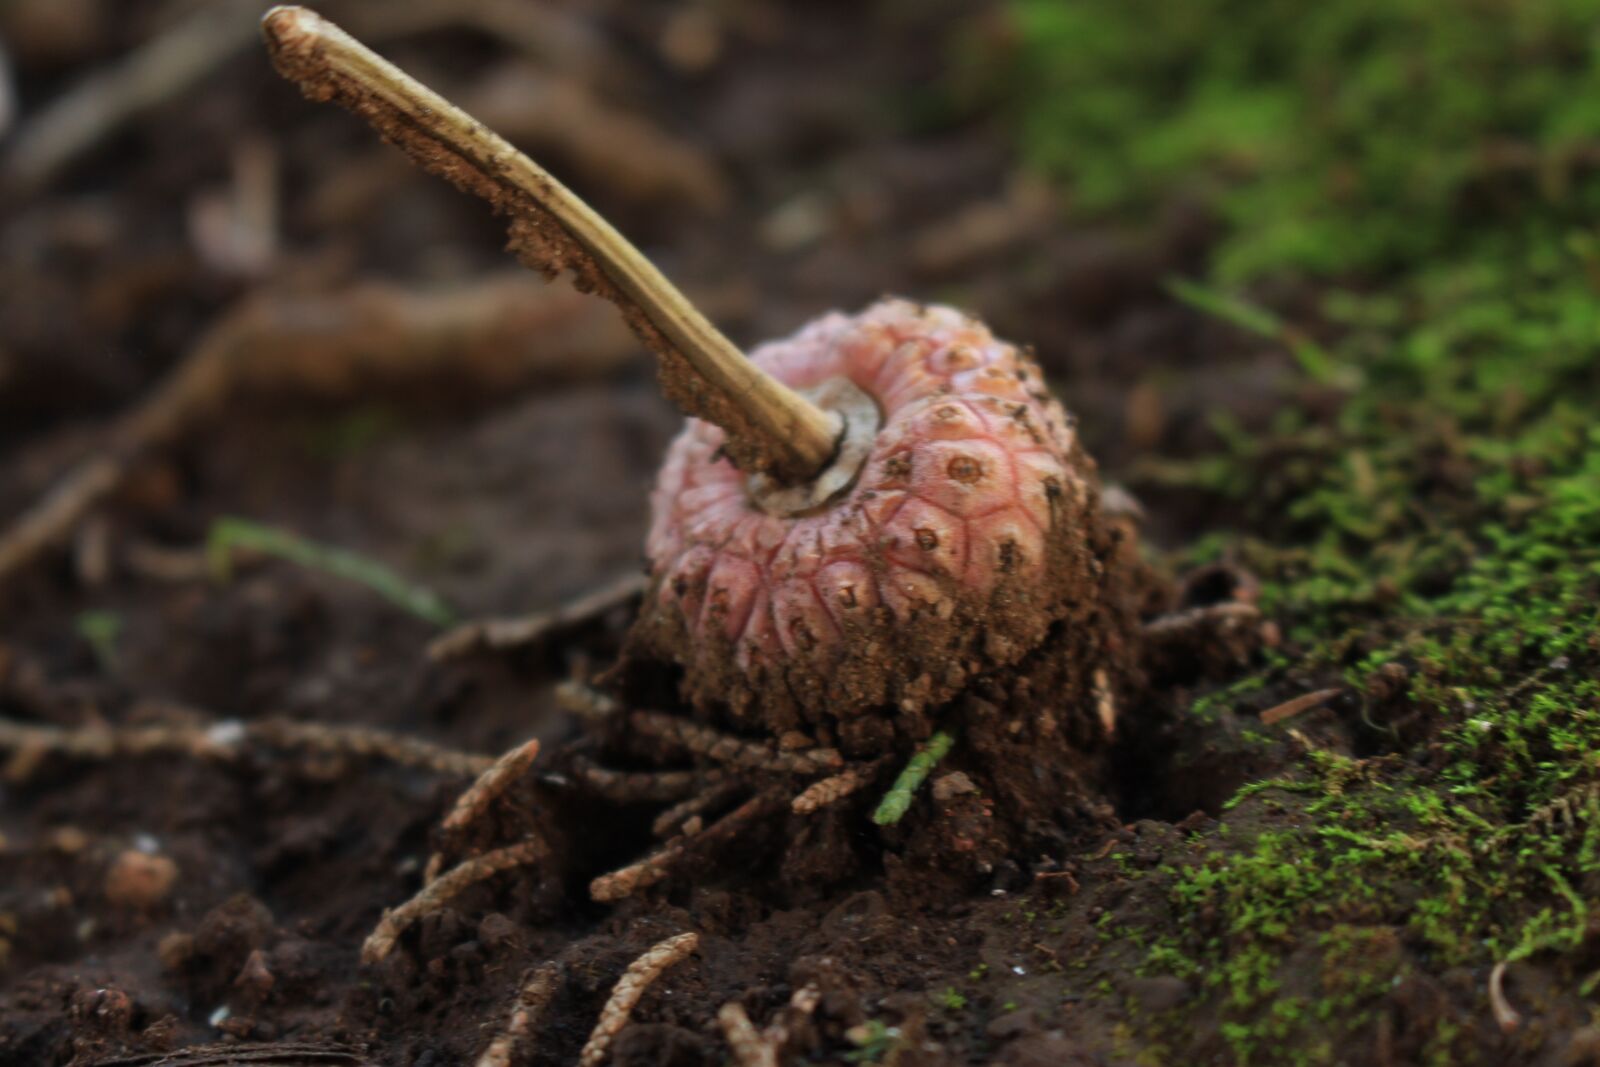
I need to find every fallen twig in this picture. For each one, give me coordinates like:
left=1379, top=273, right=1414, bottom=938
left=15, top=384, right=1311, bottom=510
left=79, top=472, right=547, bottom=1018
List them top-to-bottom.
left=261, top=5, right=837, bottom=483
left=0, top=276, right=633, bottom=589
left=207, top=516, right=457, bottom=627
left=430, top=573, right=647, bottom=661
left=1259, top=687, right=1343, bottom=726
left=0, top=714, right=496, bottom=784
left=873, top=731, right=955, bottom=826
left=441, top=738, right=541, bottom=834
left=363, top=838, right=547, bottom=964
left=578, top=932, right=700, bottom=1067
left=474, top=961, right=563, bottom=1067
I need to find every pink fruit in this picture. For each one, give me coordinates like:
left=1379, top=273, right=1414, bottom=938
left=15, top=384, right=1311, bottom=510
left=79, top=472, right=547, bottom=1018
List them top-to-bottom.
left=636, top=299, right=1113, bottom=747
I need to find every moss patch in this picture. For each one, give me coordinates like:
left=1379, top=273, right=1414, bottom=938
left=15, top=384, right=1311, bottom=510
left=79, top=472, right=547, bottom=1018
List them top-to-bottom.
left=1005, top=0, right=1600, bottom=1061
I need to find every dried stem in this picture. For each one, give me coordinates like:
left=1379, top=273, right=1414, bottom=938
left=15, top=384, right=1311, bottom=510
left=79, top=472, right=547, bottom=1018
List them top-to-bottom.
left=260, top=6, right=839, bottom=484
left=429, top=572, right=647, bottom=661
left=627, top=710, right=843, bottom=775
left=0, top=714, right=498, bottom=783
left=441, top=738, right=541, bottom=834
left=564, top=754, right=704, bottom=804
left=791, top=762, right=878, bottom=815
left=651, top=777, right=747, bottom=837
left=590, top=792, right=777, bottom=902
left=363, top=838, right=547, bottom=964
left=579, top=932, right=700, bottom=1067
left=475, top=961, right=564, bottom=1067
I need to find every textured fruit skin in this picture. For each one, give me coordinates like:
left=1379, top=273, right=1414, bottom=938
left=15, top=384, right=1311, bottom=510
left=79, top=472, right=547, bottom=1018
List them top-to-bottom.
left=635, top=299, right=1119, bottom=751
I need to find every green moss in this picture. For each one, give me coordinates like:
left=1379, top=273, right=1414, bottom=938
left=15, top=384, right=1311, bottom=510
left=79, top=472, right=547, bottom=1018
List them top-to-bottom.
left=1001, top=0, right=1600, bottom=1062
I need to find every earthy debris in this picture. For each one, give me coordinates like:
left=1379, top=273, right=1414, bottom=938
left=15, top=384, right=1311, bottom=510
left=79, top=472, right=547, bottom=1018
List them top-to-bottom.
left=362, top=838, right=547, bottom=964
left=103, top=849, right=178, bottom=910
left=577, top=931, right=700, bottom=1067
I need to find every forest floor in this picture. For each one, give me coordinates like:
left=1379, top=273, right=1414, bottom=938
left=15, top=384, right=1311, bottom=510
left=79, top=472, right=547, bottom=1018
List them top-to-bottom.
left=3, top=1, right=1600, bottom=1065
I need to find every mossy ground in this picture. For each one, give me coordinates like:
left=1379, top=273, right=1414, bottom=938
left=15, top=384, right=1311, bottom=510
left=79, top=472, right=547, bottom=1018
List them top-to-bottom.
left=1005, top=0, right=1600, bottom=1061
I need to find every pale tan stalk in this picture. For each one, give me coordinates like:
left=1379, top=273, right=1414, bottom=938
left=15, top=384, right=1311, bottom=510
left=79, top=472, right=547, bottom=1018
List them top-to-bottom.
left=260, top=6, right=839, bottom=483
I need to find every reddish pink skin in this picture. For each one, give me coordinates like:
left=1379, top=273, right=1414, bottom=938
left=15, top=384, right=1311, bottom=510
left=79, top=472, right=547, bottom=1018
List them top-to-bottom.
left=646, top=299, right=1086, bottom=692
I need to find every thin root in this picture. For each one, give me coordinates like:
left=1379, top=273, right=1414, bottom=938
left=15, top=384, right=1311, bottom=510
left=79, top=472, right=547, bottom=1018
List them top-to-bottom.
left=430, top=573, right=647, bottom=661
left=555, top=681, right=624, bottom=723
left=627, top=711, right=842, bottom=775
left=441, top=738, right=541, bottom=834
left=565, top=754, right=703, bottom=804
left=791, top=763, right=877, bottom=815
left=652, top=778, right=747, bottom=838
left=590, top=792, right=778, bottom=902
left=363, top=838, right=547, bottom=964
left=578, top=931, right=700, bottom=1067
left=475, top=961, right=564, bottom=1067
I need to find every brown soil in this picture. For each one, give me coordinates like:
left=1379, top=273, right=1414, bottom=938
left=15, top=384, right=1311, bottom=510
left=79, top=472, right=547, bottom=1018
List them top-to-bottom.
left=1, top=2, right=1316, bottom=1065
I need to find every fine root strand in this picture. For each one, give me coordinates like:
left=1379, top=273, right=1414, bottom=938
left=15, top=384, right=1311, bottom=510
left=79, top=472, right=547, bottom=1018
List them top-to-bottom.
left=430, top=572, right=647, bottom=661
left=441, top=738, right=542, bottom=834
left=363, top=838, right=547, bottom=964
left=578, top=932, right=700, bottom=1067
left=475, top=961, right=564, bottom=1067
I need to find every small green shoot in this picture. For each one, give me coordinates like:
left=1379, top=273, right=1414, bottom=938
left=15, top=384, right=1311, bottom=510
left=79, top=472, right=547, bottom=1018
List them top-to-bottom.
left=1166, top=277, right=1349, bottom=386
left=206, top=516, right=457, bottom=627
left=74, top=609, right=124, bottom=672
left=872, top=729, right=955, bottom=826
left=844, top=1020, right=903, bottom=1063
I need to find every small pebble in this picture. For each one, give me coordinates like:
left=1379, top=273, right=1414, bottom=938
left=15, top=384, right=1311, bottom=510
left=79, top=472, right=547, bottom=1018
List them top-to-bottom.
left=104, top=850, right=178, bottom=909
